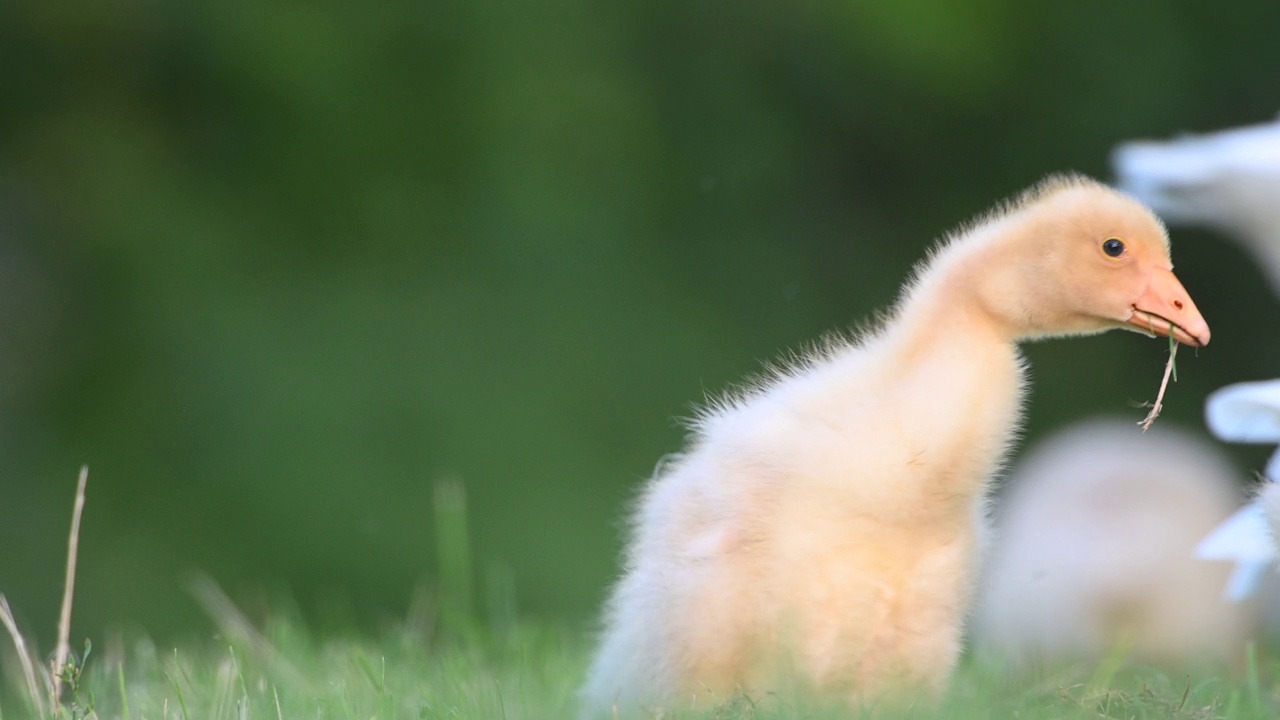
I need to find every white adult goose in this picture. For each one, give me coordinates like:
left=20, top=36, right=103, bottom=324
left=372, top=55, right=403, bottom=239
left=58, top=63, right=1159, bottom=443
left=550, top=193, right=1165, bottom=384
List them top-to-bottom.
left=1112, top=117, right=1280, bottom=297
left=582, top=174, right=1210, bottom=716
left=1196, top=379, right=1280, bottom=601
left=1192, top=380, right=1280, bottom=648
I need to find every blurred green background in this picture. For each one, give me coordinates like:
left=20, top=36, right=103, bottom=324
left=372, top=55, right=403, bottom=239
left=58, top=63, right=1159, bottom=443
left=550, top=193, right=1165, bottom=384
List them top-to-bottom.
left=2, top=2, right=1279, bottom=644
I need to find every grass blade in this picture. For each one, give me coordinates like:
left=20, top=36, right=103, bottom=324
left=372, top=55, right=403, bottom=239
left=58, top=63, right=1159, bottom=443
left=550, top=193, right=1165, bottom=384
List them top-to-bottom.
left=53, top=465, right=90, bottom=705
left=0, top=595, right=46, bottom=718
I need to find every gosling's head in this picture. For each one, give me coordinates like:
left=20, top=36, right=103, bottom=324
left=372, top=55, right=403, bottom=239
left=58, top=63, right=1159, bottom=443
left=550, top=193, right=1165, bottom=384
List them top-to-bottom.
left=982, top=174, right=1210, bottom=347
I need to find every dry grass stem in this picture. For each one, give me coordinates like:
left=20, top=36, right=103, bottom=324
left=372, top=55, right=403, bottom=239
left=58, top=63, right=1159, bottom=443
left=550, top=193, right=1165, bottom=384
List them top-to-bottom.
left=1139, top=342, right=1178, bottom=432
left=52, top=465, right=89, bottom=704
left=0, top=594, right=48, bottom=718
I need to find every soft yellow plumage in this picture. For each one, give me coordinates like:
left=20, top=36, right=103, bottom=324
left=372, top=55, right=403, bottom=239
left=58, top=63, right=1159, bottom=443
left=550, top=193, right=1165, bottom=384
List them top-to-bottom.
left=581, top=174, right=1210, bottom=716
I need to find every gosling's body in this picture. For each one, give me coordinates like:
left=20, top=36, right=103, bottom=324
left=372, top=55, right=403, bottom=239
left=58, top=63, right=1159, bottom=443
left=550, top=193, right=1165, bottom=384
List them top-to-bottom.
left=582, top=175, right=1210, bottom=716
left=587, top=289, right=1023, bottom=711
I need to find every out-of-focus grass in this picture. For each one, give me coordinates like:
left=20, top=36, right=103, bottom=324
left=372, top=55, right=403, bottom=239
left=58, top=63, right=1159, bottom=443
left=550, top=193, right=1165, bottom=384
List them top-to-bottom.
left=4, top=477, right=1278, bottom=719
left=2, top=615, right=585, bottom=719
left=5, top=616, right=1280, bottom=720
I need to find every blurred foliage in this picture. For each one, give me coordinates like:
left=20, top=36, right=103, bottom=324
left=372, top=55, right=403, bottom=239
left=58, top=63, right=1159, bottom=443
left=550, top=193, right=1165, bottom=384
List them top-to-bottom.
left=1, top=1, right=1279, bottom=643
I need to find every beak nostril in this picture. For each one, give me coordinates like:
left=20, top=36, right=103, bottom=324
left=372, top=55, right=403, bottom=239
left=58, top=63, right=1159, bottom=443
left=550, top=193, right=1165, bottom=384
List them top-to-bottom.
left=1173, top=300, right=1184, bottom=310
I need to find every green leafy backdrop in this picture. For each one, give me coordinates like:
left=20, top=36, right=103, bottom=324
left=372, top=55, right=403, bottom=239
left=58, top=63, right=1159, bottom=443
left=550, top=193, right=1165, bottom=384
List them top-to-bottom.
left=1, top=1, right=1278, bottom=642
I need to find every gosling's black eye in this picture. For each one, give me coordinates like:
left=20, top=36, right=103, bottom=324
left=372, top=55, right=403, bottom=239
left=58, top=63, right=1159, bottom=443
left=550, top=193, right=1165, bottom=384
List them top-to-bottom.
left=1102, top=238, right=1126, bottom=258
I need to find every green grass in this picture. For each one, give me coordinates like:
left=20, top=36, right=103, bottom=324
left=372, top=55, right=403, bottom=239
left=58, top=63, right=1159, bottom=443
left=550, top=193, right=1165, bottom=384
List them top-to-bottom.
left=6, top=475, right=1280, bottom=718
left=5, top=612, right=1280, bottom=719
left=2, top=616, right=584, bottom=719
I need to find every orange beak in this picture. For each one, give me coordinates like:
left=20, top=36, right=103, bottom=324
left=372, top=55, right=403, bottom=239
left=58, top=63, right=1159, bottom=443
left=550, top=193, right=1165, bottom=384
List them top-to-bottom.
left=1125, top=268, right=1211, bottom=347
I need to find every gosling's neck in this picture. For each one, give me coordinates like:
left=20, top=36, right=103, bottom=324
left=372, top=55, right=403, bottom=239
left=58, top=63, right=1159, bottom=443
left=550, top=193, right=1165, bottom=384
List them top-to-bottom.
left=890, top=226, right=1031, bottom=352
